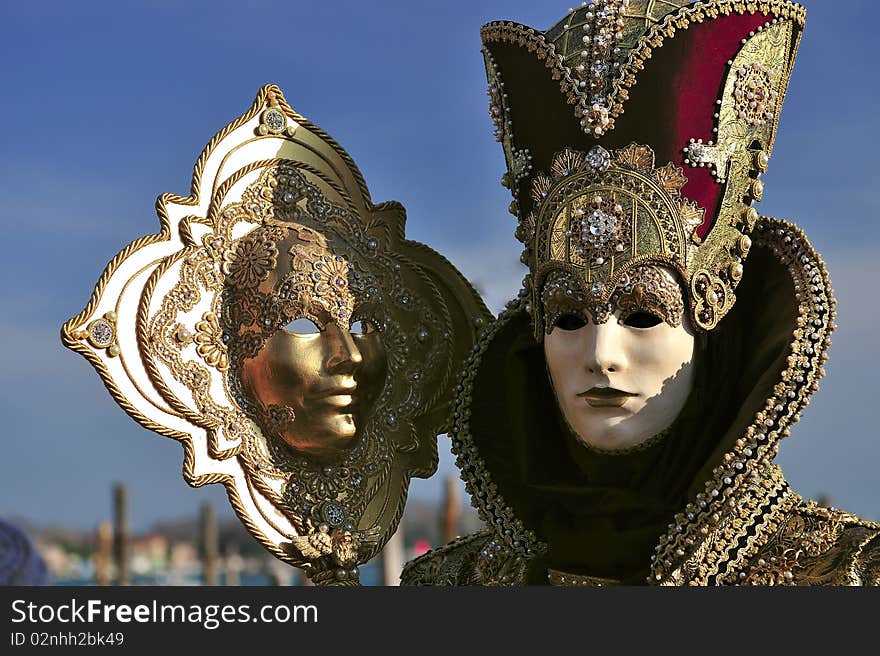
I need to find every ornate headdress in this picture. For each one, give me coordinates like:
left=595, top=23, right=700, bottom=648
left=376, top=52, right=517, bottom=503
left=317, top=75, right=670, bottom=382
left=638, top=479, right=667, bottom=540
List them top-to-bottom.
left=482, top=0, right=805, bottom=334
left=62, top=85, right=489, bottom=584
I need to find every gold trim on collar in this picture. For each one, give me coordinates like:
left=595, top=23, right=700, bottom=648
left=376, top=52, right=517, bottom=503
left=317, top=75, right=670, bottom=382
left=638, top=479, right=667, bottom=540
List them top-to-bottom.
left=548, top=569, right=621, bottom=586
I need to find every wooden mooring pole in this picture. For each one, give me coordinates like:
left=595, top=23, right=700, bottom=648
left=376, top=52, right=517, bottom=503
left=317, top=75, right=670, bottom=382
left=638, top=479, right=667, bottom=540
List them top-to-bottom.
left=441, top=476, right=461, bottom=544
left=112, top=484, right=129, bottom=585
left=200, top=503, right=219, bottom=586
left=95, top=521, right=111, bottom=586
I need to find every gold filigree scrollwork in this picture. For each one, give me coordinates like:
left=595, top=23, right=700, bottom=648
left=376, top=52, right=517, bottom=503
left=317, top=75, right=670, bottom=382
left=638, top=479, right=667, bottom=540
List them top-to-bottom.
left=733, top=63, right=777, bottom=127
left=541, top=265, right=685, bottom=331
left=613, top=266, right=685, bottom=328
left=541, top=269, right=611, bottom=328
left=690, top=269, right=733, bottom=331
left=738, top=504, right=878, bottom=586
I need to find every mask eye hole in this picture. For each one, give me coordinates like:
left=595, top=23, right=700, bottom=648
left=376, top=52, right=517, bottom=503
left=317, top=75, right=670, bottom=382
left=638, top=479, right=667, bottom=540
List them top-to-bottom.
left=622, top=311, right=662, bottom=329
left=554, top=314, right=587, bottom=331
left=283, top=318, right=321, bottom=335
left=349, top=320, right=374, bottom=335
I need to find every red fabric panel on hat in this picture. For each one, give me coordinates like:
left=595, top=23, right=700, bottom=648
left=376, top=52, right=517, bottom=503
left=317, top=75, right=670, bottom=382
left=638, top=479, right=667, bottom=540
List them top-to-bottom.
left=611, top=11, right=769, bottom=238
left=672, top=12, right=769, bottom=239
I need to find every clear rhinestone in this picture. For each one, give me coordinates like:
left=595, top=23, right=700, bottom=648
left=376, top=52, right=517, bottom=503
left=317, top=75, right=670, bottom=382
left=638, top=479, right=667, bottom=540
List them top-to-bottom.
left=263, top=108, right=286, bottom=134
left=687, top=142, right=710, bottom=162
left=585, top=146, right=611, bottom=173
left=582, top=209, right=616, bottom=247
left=591, top=283, right=603, bottom=295
left=89, top=320, right=114, bottom=348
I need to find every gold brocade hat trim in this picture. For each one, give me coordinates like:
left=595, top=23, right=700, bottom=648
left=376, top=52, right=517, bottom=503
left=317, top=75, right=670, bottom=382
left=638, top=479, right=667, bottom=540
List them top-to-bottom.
left=481, top=0, right=805, bottom=139
left=62, top=85, right=490, bottom=583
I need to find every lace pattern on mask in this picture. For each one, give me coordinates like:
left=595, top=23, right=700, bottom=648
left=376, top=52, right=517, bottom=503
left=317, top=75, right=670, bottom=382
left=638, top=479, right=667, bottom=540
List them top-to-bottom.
left=541, top=264, right=685, bottom=332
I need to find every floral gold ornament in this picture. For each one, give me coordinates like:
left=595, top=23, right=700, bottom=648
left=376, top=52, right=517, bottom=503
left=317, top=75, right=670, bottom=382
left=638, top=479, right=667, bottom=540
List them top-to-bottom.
left=733, top=63, right=777, bottom=127
left=62, top=84, right=489, bottom=585
left=615, top=143, right=654, bottom=171
left=571, top=193, right=628, bottom=266
left=221, top=231, right=278, bottom=289
left=193, top=312, right=228, bottom=371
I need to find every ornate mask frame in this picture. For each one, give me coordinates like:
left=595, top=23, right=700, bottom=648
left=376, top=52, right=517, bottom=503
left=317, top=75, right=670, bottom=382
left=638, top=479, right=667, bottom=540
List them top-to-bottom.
left=62, top=85, right=489, bottom=584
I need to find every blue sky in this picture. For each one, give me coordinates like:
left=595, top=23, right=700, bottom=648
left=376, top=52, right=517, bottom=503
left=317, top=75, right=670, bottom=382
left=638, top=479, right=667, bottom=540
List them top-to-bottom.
left=1, top=1, right=877, bottom=532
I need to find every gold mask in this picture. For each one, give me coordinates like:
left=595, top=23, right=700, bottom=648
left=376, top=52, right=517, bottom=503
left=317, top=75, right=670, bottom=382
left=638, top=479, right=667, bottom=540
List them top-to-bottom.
left=222, top=222, right=388, bottom=461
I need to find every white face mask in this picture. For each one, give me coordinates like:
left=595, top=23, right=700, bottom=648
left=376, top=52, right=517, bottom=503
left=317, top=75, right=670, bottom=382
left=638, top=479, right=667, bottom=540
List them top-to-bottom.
left=542, top=265, right=696, bottom=453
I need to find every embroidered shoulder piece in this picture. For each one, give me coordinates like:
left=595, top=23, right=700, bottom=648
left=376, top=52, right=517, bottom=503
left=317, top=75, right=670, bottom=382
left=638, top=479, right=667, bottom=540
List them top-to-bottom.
left=737, top=502, right=880, bottom=586
left=400, top=532, right=491, bottom=586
